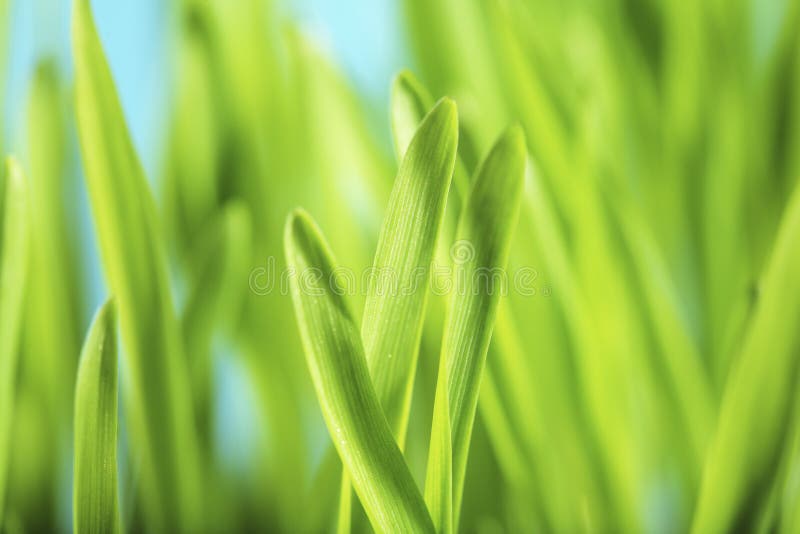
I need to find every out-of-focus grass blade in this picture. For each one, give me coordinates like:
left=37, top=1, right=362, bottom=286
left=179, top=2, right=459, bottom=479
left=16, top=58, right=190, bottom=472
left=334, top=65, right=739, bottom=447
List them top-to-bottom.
left=72, top=0, right=202, bottom=530
left=164, top=0, right=220, bottom=262
left=401, top=0, right=506, bottom=155
left=25, top=59, right=82, bottom=438
left=391, top=70, right=433, bottom=160
left=362, top=97, right=457, bottom=442
left=425, top=126, right=526, bottom=530
left=0, top=158, right=28, bottom=526
left=692, top=182, right=800, bottom=533
left=612, top=196, right=714, bottom=469
left=182, top=201, right=252, bottom=446
left=285, top=209, right=435, bottom=534
left=73, top=299, right=120, bottom=534
left=782, top=421, right=800, bottom=533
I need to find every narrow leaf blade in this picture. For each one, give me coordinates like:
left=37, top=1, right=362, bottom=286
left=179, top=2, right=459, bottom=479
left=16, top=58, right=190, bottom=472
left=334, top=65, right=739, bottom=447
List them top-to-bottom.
left=72, top=1, right=202, bottom=530
left=362, top=97, right=458, bottom=442
left=425, top=126, right=527, bottom=526
left=0, top=158, right=29, bottom=526
left=692, top=182, right=800, bottom=533
left=285, top=209, right=434, bottom=534
left=73, top=299, right=120, bottom=534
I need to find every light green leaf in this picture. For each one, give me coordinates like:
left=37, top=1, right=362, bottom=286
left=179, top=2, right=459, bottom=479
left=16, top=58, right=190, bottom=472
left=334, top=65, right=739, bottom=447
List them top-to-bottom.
left=72, top=0, right=202, bottom=530
left=25, top=59, right=82, bottom=436
left=391, top=70, right=435, bottom=161
left=362, top=96, right=458, bottom=442
left=334, top=97, right=457, bottom=528
left=424, top=126, right=526, bottom=530
left=0, top=158, right=28, bottom=526
left=692, top=181, right=800, bottom=533
left=284, top=209, right=434, bottom=534
left=73, top=299, right=120, bottom=534
left=424, top=354, right=452, bottom=534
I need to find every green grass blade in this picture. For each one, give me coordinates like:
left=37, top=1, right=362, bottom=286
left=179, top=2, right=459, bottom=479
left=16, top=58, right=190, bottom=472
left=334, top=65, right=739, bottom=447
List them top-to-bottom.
left=72, top=1, right=202, bottom=530
left=164, top=1, right=220, bottom=261
left=25, top=59, right=82, bottom=436
left=334, top=97, right=457, bottom=528
left=362, top=97, right=458, bottom=442
left=425, top=126, right=526, bottom=528
left=0, top=158, right=28, bottom=526
left=692, top=182, right=800, bottom=533
left=285, top=209, right=434, bottom=534
left=73, top=299, right=121, bottom=534
left=424, top=354, right=452, bottom=534
left=783, top=423, right=800, bottom=533
left=335, top=473, right=352, bottom=534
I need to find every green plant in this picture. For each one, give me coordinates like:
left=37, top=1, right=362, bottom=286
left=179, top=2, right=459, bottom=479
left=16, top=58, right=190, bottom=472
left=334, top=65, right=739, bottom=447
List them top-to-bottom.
left=2, top=0, right=800, bottom=531
left=73, top=1, right=202, bottom=530
left=0, top=158, right=28, bottom=529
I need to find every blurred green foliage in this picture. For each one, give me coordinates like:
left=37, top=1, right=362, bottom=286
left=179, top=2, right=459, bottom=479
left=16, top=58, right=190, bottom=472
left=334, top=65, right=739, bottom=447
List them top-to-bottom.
left=0, top=0, right=799, bottom=532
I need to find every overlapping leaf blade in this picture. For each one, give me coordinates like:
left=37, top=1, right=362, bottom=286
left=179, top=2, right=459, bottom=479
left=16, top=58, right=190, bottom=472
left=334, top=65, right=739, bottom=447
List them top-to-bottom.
left=72, top=0, right=202, bottom=530
left=25, top=60, right=82, bottom=439
left=332, top=96, right=458, bottom=529
left=362, top=96, right=458, bottom=442
left=285, top=209, right=434, bottom=534
left=73, top=299, right=120, bottom=534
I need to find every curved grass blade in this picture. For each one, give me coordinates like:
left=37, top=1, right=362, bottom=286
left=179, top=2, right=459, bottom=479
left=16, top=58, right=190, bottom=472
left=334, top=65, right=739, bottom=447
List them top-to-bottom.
left=72, top=1, right=202, bottom=530
left=334, top=97, right=457, bottom=529
left=424, top=126, right=526, bottom=530
left=0, top=158, right=28, bottom=526
left=692, top=182, right=800, bottom=533
left=285, top=209, right=434, bottom=534
left=73, top=299, right=120, bottom=534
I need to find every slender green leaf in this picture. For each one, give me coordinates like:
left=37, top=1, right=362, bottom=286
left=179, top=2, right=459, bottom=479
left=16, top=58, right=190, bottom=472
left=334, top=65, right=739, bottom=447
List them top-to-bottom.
left=72, top=0, right=202, bottom=530
left=164, top=1, right=220, bottom=261
left=25, top=59, right=82, bottom=436
left=362, top=96, right=458, bottom=442
left=424, top=126, right=526, bottom=530
left=0, top=158, right=28, bottom=526
left=692, top=181, right=800, bottom=533
left=284, top=209, right=434, bottom=534
left=73, top=299, right=120, bottom=534
left=424, top=353, right=453, bottom=534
